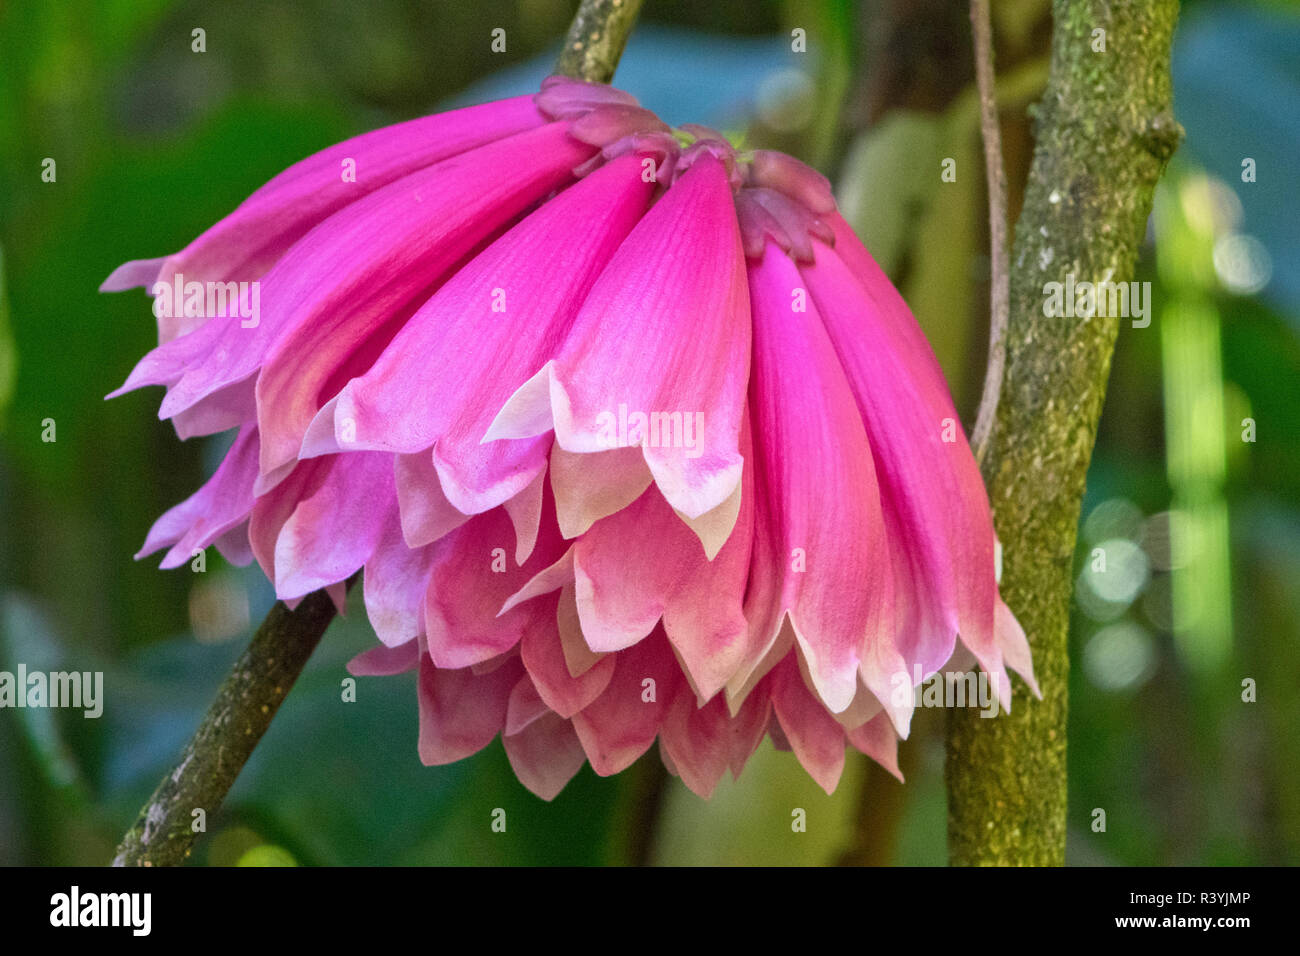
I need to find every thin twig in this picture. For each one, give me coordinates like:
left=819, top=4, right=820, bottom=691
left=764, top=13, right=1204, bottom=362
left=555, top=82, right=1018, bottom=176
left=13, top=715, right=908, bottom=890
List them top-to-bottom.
left=968, top=0, right=1009, bottom=468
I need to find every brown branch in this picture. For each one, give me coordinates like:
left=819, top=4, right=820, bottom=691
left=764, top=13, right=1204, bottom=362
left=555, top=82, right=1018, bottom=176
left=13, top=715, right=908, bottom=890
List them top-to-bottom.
left=554, top=0, right=647, bottom=83
left=946, top=0, right=1182, bottom=866
left=113, top=586, right=343, bottom=866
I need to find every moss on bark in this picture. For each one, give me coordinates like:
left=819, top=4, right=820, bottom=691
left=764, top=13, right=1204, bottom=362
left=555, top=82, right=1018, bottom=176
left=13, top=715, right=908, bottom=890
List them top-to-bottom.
left=554, top=0, right=647, bottom=84
left=946, top=0, right=1182, bottom=866
left=113, top=588, right=339, bottom=866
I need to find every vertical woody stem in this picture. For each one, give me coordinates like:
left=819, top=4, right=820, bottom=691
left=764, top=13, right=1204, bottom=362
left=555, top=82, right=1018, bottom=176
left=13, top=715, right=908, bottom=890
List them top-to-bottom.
left=555, top=0, right=647, bottom=83
left=946, top=0, right=1182, bottom=865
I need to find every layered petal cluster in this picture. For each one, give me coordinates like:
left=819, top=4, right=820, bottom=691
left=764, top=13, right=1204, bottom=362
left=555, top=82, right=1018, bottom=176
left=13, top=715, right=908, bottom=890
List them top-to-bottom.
left=104, top=77, right=1037, bottom=800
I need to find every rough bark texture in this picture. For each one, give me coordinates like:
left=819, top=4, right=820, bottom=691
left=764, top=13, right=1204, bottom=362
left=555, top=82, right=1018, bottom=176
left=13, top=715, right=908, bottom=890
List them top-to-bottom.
left=554, top=0, right=646, bottom=84
left=946, top=0, right=1182, bottom=866
left=113, top=588, right=340, bottom=866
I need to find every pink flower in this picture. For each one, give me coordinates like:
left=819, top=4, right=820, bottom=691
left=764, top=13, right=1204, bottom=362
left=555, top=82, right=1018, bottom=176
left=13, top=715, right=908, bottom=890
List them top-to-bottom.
left=104, top=77, right=1037, bottom=801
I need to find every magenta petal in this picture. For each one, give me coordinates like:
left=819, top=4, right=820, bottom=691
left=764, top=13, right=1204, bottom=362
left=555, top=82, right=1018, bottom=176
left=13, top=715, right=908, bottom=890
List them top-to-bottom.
left=103, top=96, right=545, bottom=343
left=254, top=122, right=598, bottom=477
left=747, top=150, right=836, bottom=214
left=331, top=153, right=652, bottom=500
left=498, top=153, right=751, bottom=521
left=802, top=240, right=1000, bottom=699
left=746, top=243, right=893, bottom=714
left=100, top=256, right=168, bottom=293
left=170, top=379, right=257, bottom=440
left=138, top=425, right=260, bottom=568
left=393, top=451, right=470, bottom=548
left=273, top=452, right=395, bottom=600
left=249, top=458, right=330, bottom=586
left=570, top=486, right=696, bottom=653
left=423, top=501, right=565, bottom=669
left=362, top=517, right=435, bottom=647
left=213, top=521, right=254, bottom=567
left=520, top=602, right=615, bottom=718
left=570, top=629, right=681, bottom=776
left=348, top=639, right=419, bottom=677
left=417, top=652, right=522, bottom=765
left=769, top=656, right=847, bottom=795
left=505, top=674, right=550, bottom=735
left=727, top=676, right=774, bottom=779
left=659, top=689, right=732, bottom=798
left=503, top=711, right=588, bottom=801
left=846, top=712, right=903, bottom=782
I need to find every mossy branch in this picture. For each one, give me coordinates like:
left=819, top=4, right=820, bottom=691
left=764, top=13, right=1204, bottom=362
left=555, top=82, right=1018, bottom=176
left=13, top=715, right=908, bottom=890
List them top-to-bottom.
left=555, top=0, right=647, bottom=83
left=946, top=0, right=1182, bottom=865
left=113, top=587, right=341, bottom=866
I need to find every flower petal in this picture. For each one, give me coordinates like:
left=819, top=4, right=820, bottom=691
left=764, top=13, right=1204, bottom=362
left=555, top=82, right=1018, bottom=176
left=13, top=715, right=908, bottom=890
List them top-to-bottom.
left=103, top=95, right=545, bottom=342
left=254, top=122, right=598, bottom=477
left=489, top=153, right=751, bottom=522
left=745, top=243, right=893, bottom=714
left=570, top=629, right=681, bottom=776
left=417, top=652, right=522, bottom=765
left=503, top=710, right=588, bottom=801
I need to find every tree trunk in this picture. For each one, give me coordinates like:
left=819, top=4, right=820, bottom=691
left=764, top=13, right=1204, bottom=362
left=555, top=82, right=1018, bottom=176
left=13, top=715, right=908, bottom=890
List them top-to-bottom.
left=946, top=0, right=1183, bottom=866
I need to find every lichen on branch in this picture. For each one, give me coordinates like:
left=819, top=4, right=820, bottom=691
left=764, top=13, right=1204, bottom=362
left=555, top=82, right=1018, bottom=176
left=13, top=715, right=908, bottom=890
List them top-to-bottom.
left=946, top=0, right=1182, bottom=866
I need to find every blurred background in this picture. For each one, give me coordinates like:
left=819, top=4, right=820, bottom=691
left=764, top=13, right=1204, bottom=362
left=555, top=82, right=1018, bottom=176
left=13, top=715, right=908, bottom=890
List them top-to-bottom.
left=0, top=0, right=1296, bottom=865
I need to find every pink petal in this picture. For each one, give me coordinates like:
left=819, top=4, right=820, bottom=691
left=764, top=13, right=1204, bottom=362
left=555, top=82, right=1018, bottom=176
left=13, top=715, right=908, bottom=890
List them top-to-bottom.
left=102, top=96, right=545, bottom=342
left=254, top=122, right=598, bottom=477
left=325, top=153, right=652, bottom=524
left=488, top=153, right=751, bottom=522
left=802, top=239, right=1002, bottom=707
left=745, top=243, right=893, bottom=714
left=137, top=425, right=260, bottom=568
left=549, top=444, right=652, bottom=539
left=393, top=450, right=471, bottom=548
left=273, top=452, right=395, bottom=600
left=423, top=496, right=566, bottom=669
left=362, top=516, right=436, bottom=647
left=520, top=601, right=615, bottom=718
left=570, top=629, right=682, bottom=776
left=348, top=639, right=419, bottom=676
left=418, top=652, right=523, bottom=765
left=769, top=655, right=847, bottom=795
left=505, top=674, right=551, bottom=735
left=727, top=675, right=774, bottom=779
left=659, top=688, right=732, bottom=798
left=503, top=710, right=589, bottom=801
left=846, top=712, right=903, bottom=782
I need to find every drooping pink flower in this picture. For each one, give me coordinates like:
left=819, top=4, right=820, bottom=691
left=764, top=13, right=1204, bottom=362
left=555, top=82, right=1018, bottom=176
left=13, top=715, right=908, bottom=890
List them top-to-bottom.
left=104, top=76, right=1037, bottom=801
